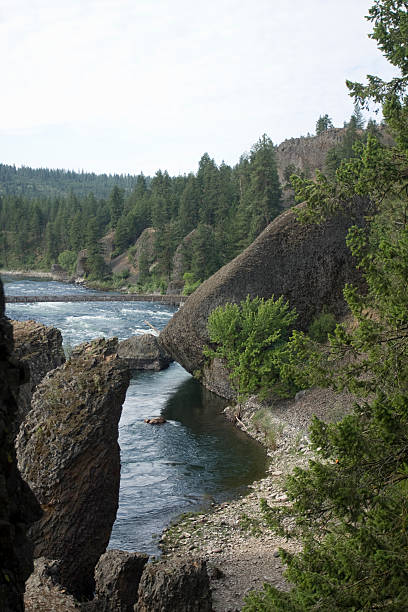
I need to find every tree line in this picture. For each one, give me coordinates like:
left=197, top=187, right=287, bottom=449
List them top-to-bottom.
left=0, top=134, right=282, bottom=289
left=0, top=164, right=141, bottom=199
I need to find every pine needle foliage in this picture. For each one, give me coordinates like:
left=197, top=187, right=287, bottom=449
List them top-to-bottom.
left=243, top=2, right=408, bottom=609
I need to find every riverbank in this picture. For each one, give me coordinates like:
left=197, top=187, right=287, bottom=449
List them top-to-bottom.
left=0, top=268, right=55, bottom=279
left=160, top=387, right=354, bottom=611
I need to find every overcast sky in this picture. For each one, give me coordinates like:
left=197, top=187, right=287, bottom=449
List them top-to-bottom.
left=0, top=0, right=398, bottom=176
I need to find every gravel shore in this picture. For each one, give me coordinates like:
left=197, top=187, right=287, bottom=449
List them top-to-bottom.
left=160, top=387, right=354, bottom=611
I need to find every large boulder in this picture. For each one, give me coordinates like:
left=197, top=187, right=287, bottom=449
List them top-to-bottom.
left=160, top=200, right=368, bottom=397
left=0, top=283, right=41, bottom=611
left=12, top=319, right=65, bottom=425
left=117, top=333, right=173, bottom=372
left=16, top=337, right=130, bottom=599
left=92, top=549, right=149, bottom=611
left=136, top=558, right=212, bottom=612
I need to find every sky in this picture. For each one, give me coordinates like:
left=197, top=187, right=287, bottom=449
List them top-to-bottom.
left=0, top=0, right=399, bottom=177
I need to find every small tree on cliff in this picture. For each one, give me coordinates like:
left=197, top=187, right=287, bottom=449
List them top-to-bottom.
left=315, top=113, right=334, bottom=134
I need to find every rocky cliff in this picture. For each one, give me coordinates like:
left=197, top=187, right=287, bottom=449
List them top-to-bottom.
left=275, top=126, right=393, bottom=185
left=275, top=128, right=346, bottom=183
left=160, top=199, right=368, bottom=398
left=111, top=227, right=156, bottom=282
left=0, top=283, right=41, bottom=611
left=12, top=319, right=65, bottom=425
left=16, top=337, right=130, bottom=599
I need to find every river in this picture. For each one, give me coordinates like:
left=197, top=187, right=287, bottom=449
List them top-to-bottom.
left=3, top=275, right=267, bottom=555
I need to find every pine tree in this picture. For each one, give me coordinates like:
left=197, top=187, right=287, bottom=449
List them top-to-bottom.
left=245, top=2, right=408, bottom=609
left=315, top=114, right=334, bottom=134
left=108, top=185, right=125, bottom=229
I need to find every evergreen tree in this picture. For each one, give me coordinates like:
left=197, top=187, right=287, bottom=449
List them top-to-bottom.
left=245, top=2, right=408, bottom=609
left=315, top=114, right=334, bottom=134
left=247, top=134, right=281, bottom=241
left=108, top=186, right=125, bottom=229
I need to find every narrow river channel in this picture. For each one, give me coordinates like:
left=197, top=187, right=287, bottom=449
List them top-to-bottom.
left=4, top=275, right=267, bottom=555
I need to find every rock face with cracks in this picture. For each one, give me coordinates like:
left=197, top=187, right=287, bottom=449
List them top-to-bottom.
left=160, top=199, right=369, bottom=398
left=0, top=281, right=41, bottom=611
left=12, top=319, right=65, bottom=425
left=16, top=337, right=130, bottom=600
left=92, top=549, right=149, bottom=611
left=136, top=557, right=212, bottom=612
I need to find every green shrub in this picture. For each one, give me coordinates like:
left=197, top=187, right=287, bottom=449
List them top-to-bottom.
left=57, top=250, right=77, bottom=273
left=182, top=272, right=201, bottom=296
left=204, top=295, right=299, bottom=399
left=308, top=309, right=337, bottom=343
left=252, top=408, right=284, bottom=449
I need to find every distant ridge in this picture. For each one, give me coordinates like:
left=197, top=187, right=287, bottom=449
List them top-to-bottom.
left=0, top=163, right=150, bottom=199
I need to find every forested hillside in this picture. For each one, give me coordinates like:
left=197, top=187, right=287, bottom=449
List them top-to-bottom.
left=0, top=112, right=381, bottom=294
left=0, top=134, right=282, bottom=290
left=0, top=164, right=140, bottom=199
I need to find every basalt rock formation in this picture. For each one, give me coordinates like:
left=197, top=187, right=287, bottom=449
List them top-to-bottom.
left=160, top=199, right=369, bottom=398
left=111, top=227, right=157, bottom=283
left=0, top=283, right=41, bottom=611
left=12, top=319, right=65, bottom=425
left=117, top=333, right=173, bottom=372
left=16, top=337, right=130, bottom=600
left=92, top=549, right=149, bottom=611
left=24, top=558, right=79, bottom=612
left=136, top=558, right=212, bottom=612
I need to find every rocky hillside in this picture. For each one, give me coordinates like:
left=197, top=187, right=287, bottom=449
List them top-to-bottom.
left=160, top=197, right=369, bottom=398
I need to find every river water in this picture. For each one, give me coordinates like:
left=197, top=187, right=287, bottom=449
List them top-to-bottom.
left=4, top=276, right=266, bottom=555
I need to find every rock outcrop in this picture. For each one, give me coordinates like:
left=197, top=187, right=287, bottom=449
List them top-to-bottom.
left=275, top=126, right=394, bottom=185
left=275, top=128, right=347, bottom=184
left=160, top=199, right=368, bottom=398
left=111, top=227, right=156, bottom=282
left=170, top=228, right=199, bottom=283
left=75, top=248, right=88, bottom=278
left=50, top=263, right=70, bottom=281
left=0, top=283, right=41, bottom=611
left=12, top=319, right=65, bottom=425
left=117, top=333, right=173, bottom=372
left=16, top=337, right=130, bottom=599
left=92, top=550, right=149, bottom=611
left=24, top=558, right=80, bottom=612
left=136, top=558, right=212, bottom=612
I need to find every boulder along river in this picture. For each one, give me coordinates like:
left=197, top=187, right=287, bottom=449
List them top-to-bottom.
left=4, top=275, right=267, bottom=555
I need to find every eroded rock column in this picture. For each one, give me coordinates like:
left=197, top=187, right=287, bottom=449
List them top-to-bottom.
left=16, top=337, right=130, bottom=599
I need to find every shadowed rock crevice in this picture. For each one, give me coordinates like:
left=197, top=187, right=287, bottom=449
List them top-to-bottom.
left=0, top=281, right=41, bottom=612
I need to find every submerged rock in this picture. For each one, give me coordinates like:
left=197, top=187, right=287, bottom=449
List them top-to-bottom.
left=160, top=199, right=369, bottom=397
left=0, top=283, right=41, bottom=611
left=12, top=319, right=65, bottom=425
left=117, top=333, right=172, bottom=372
left=16, top=337, right=130, bottom=599
left=144, top=416, right=166, bottom=425
left=137, top=558, right=212, bottom=612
